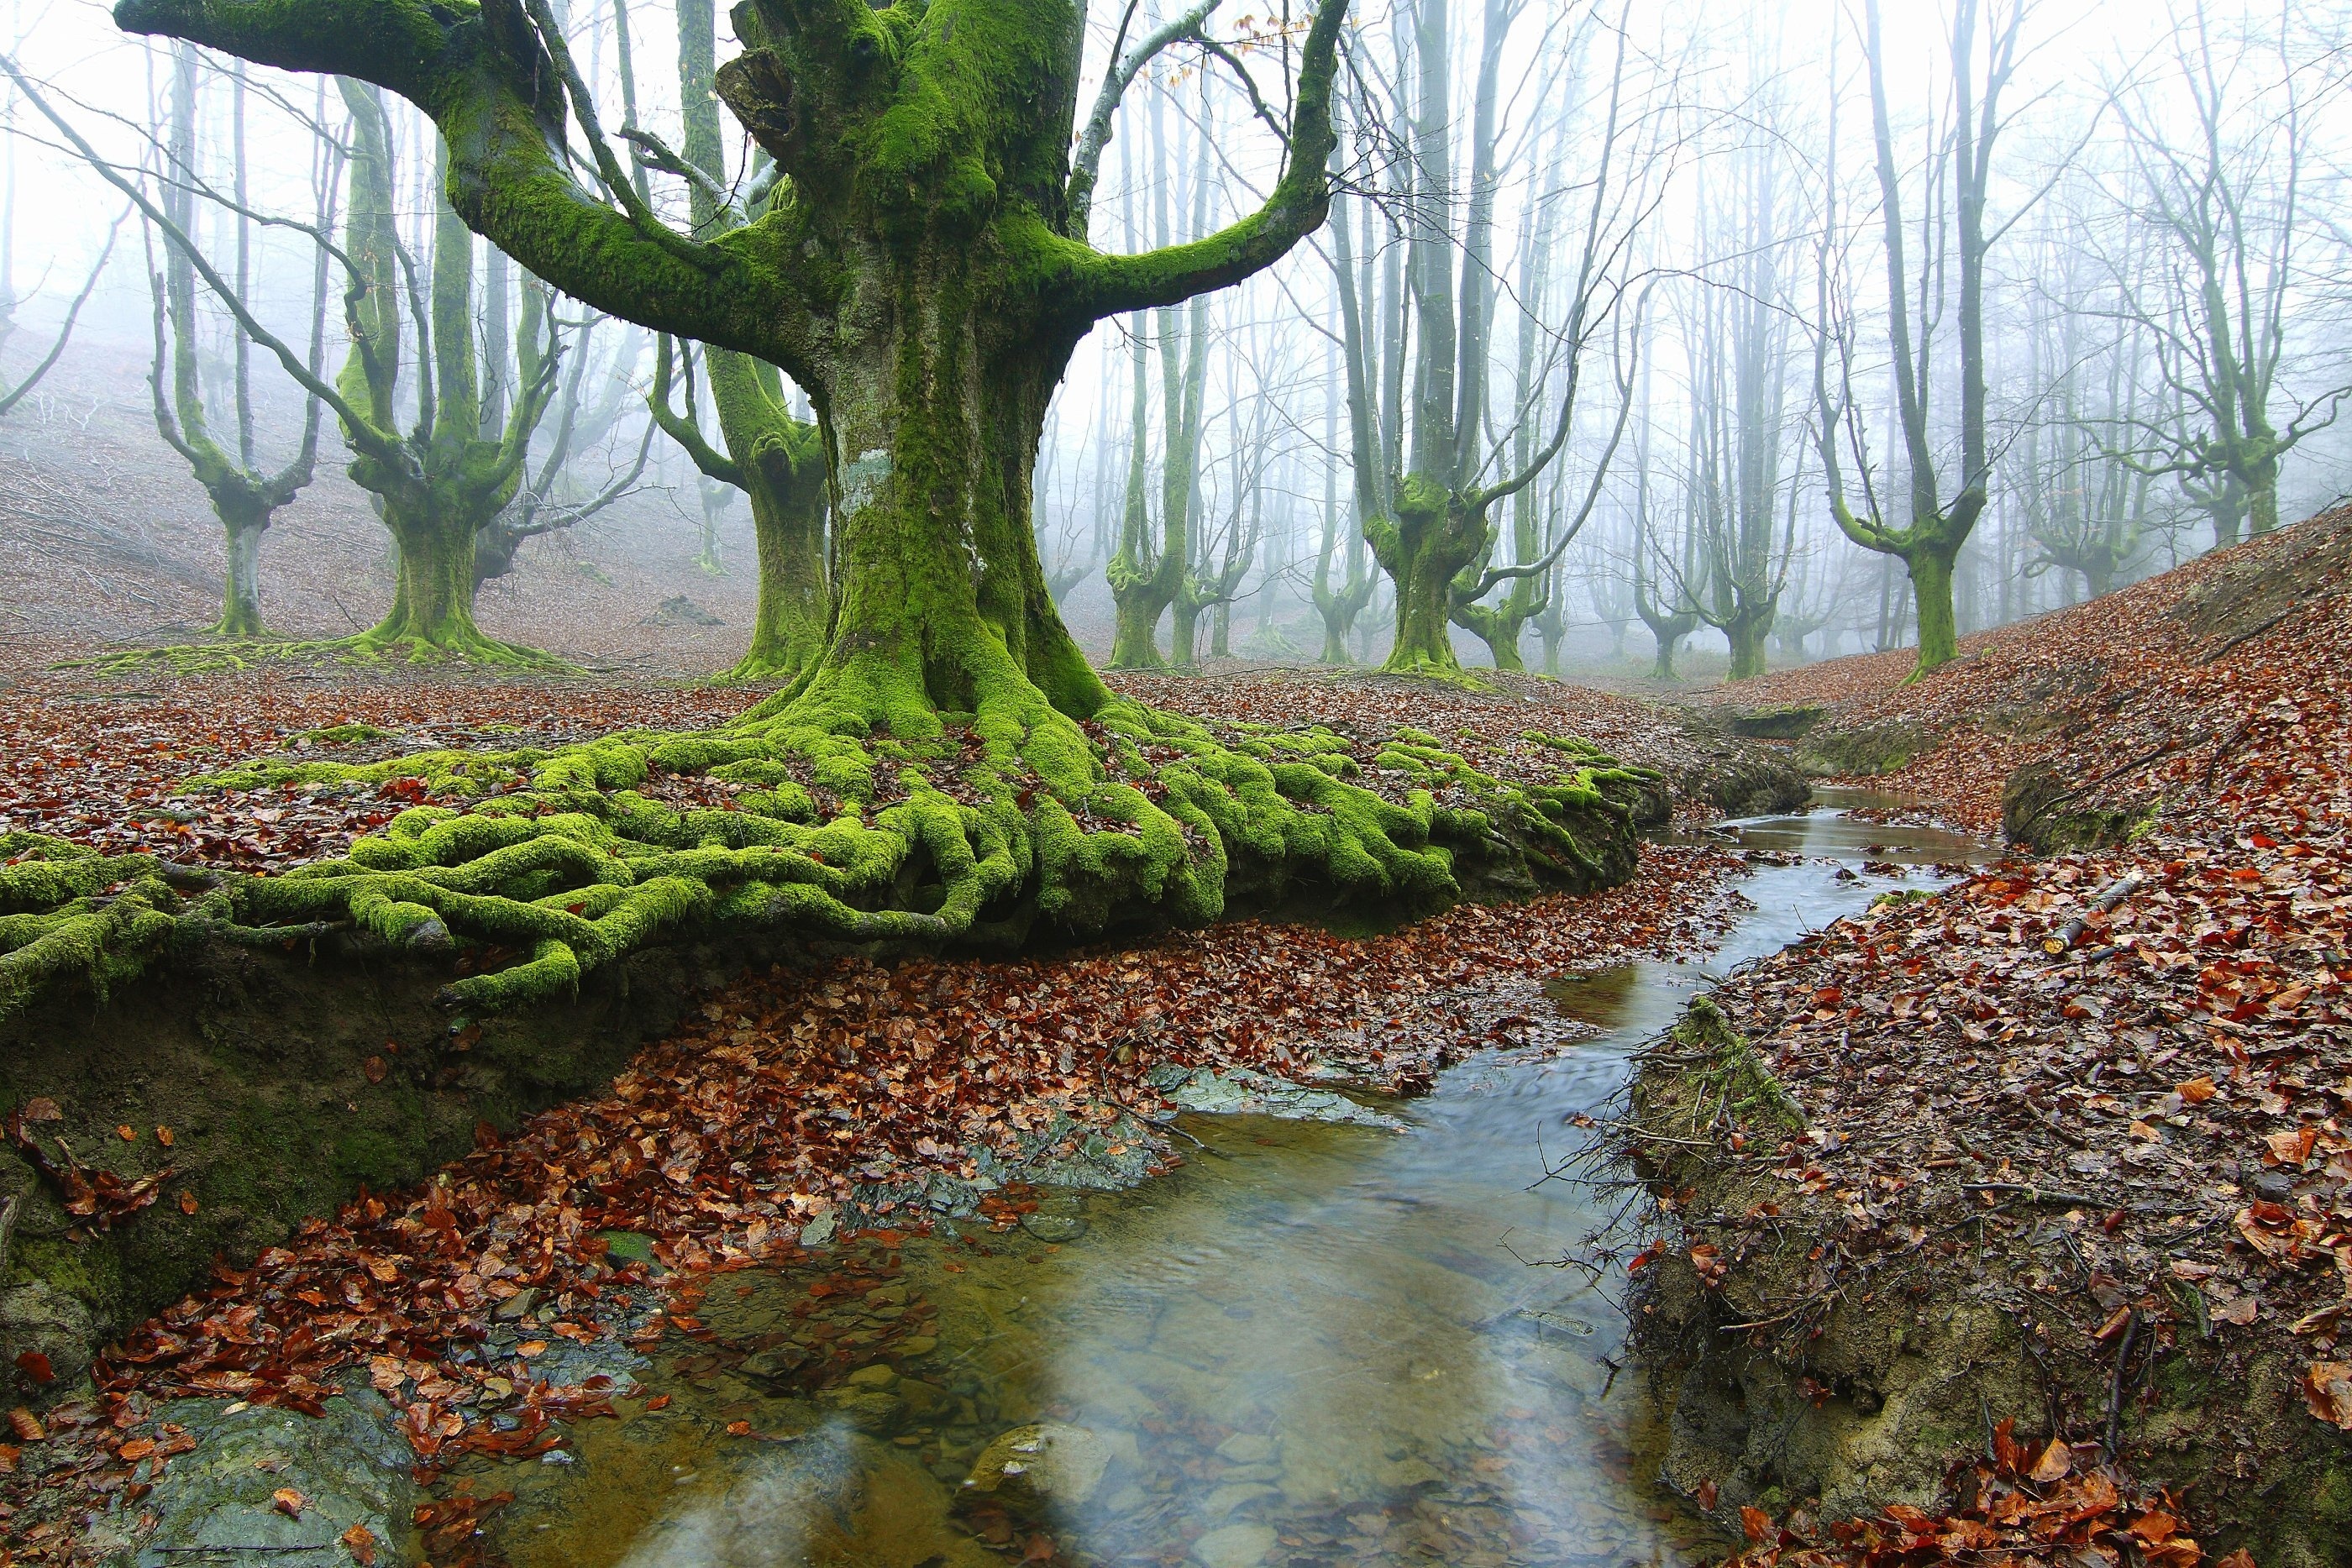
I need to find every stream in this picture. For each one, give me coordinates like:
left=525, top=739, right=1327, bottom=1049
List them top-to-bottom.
left=464, top=794, right=1987, bottom=1568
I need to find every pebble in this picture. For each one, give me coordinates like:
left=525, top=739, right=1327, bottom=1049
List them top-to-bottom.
left=1191, top=1522, right=1278, bottom=1568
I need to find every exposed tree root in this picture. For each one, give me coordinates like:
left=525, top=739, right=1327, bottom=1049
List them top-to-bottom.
left=0, top=677, right=1662, bottom=1021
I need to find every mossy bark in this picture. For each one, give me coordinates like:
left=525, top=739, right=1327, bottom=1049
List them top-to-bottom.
left=1368, top=483, right=1487, bottom=677
left=209, top=499, right=273, bottom=638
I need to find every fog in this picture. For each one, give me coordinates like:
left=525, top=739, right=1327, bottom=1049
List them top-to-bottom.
left=3, top=0, right=2349, bottom=674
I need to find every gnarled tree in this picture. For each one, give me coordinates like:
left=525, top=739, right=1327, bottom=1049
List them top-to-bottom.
left=55, top=0, right=1658, bottom=1021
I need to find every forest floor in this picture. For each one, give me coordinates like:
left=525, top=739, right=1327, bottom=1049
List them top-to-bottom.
left=1640, top=506, right=2352, bottom=1566
left=0, top=638, right=1778, bottom=1565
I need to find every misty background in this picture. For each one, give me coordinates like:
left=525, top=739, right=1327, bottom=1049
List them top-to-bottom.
left=3, top=0, right=2348, bottom=677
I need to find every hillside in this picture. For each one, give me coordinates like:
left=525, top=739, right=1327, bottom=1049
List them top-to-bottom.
left=1631, top=509, right=2352, bottom=1565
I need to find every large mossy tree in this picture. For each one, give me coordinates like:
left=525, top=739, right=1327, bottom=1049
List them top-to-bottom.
left=58, top=0, right=1662, bottom=1019
left=118, top=0, right=1347, bottom=737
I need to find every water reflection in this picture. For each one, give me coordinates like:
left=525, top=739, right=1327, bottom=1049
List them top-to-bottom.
left=475, top=801, right=1985, bottom=1567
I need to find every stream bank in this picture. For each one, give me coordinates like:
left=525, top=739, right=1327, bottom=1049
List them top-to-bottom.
left=1639, top=510, right=2352, bottom=1566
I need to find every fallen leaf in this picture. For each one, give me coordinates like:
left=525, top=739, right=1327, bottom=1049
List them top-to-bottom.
left=363, top=1056, right=387, bottom=1085
left=2176, top=1075, right=2218, bottom=1104
left=19, top=1098, right=60, bottom=1123
left=116, top=1124, right=137, bottom=1141
left=155, top=1125, right=174, bottom=1146
left=179, top=1190, right=199, bottom=1215
left=13, top=1351, right=53, bottom=1384
left=2304, top=1361, right=2352, bottom=1429
left=7, top=1408, right=45, bottom=1443
left=2029, top=1435, right=2071, bottom=1483
left=117, top=1436, right=156, bottom=1462
left=272, top=1485, right=307, bottom=1518
left=341, top=1523, right=379, bottom=1565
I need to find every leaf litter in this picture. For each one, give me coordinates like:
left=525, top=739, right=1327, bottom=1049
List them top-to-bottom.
left=1667, top=506, right=2352, bottom=1564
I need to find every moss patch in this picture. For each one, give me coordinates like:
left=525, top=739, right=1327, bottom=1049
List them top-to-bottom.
left=1793, top=719, right=1945, bottom=778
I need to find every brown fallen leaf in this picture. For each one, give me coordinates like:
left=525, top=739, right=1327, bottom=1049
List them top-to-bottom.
left=362, top=1056, right=387, bottom=1085
left=2176, top=1075, right=2218, bottom=1104
left=19, top=1098, right=60, bottom=1123
left=116, top=1124, right=136, bottom=1141
left=155, top=1125, right=174, bottom=1146
left=179, top=1190, right=199, bottom=1214
left=13, top=1350, right=53, bottom=1383
left=2304, top=1361, right=2352, bottom=1429
left=7, top=1408, right=45, bottom=1443
left=117, top=1435, right=157, bottom=1462
left=2029, top=1435, right=2071, bottom=1483
left=272, top=1485, right=307, bottom=1518
left=341, top=1523, right=379, bottom=1565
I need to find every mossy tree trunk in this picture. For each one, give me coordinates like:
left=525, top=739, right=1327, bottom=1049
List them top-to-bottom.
left=123, top=0, right=1345, bottom=745
left=643, top=0, right=831, bottom=683
left=1338, top=0, right=1643, bottom=682
left=328, top=82, right=559, bottom=662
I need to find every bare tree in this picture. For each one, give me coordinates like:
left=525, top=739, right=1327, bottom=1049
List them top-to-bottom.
left=1814, top=0, right=2024, bottom=675
left=2094, top=3, right=2349, bottom=548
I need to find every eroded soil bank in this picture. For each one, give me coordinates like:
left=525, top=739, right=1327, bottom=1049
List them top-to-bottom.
left=1622, top=507, right=2352, bottom=1566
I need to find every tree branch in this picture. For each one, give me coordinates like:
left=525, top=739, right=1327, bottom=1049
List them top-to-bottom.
left=113, top=0, right=816, bottom=375
left=1068, top=0, right=1346, bottom=323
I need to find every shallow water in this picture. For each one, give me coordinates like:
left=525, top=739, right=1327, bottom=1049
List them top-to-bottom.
left=470, top=796, right=1986, bottom=1568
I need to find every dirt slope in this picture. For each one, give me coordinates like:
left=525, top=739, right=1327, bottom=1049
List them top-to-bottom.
left=1630, top=508, right=2352, bottom=1565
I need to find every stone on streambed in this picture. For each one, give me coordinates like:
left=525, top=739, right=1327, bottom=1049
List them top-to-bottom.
left=1147, top=1066, right=1406, bottom=1129
left=110, top=1391, right=417, bottom=1568
left=961, top=1421, right=1126, bottom=1512
left=1192, top=1522, right=1279, bottom=1568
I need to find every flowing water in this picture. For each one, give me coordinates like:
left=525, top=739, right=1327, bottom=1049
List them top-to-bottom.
left=469, top=793, right=1986, bottom=1568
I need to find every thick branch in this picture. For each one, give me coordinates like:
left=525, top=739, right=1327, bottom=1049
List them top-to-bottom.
left=114, top=0, right=816, bottom=375
left=1068, top=0, right=1346, bottom=323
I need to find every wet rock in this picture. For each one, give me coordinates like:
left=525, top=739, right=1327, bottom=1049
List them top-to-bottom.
left=1148, top=1066, right=1407, bottom=1130
left=799, top=1209, right=838, bottom=1247
left=1019, top=1213, right=1087, bottom=1243
left=0, top=1280, right=92, bottom=1401
left=491, top=1287, right=540, bottom=1322
left=739, top=1344, right=813, bottom=1385
left=844, top=1362, right=898, bottom=1389
left=115, top=1392, right=416, bottom=1568
left=962, top=1422, right=1114, bottom=1511
left=1213, top=1433, right=1278, bottom=1465
left=1200, top=1480, right=1278, bottom=1518
left=1191, top=1522, right=1278, bottom=1568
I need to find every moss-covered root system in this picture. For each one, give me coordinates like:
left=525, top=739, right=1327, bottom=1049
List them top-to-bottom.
left=0, top=695, right=1662, bottom=1022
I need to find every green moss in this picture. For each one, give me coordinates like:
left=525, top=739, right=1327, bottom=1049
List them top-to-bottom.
left=0, top=670, right=1651, bottom=1021
left=1794, top=721, right=1944, bottom=778
left=1673, top=997, right=1804, bottom=1133
left=11, top=1235, right=126, bottom=1314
